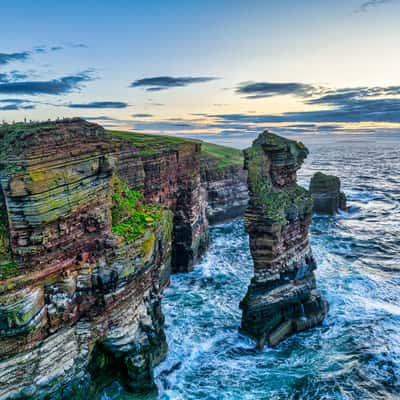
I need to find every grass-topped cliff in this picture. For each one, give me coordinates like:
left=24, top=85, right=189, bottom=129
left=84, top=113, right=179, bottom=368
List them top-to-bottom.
left=0, top=121, right=243, bottom=172
left=107, top=129, right=243, bottom=171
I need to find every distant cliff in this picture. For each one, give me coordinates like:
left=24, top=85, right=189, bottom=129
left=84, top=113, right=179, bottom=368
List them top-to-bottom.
left=0, top=119, right=247, bottom=399
left=200, top=142, right=248, bottom=224
left=310, top=171, right=347, bottom=215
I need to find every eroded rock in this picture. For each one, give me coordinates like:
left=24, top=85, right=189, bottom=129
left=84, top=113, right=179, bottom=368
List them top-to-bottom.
left=240, top=130, right=328, bottom=348
left=310, top=171, right=347, bottom=215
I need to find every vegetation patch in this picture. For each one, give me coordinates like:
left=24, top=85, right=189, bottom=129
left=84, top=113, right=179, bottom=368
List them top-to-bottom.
left=0, top=121, right=56, bottom=160
left=107, top=129, right=244, bottom=170
left=107, top=129, right=189, bottom=156
left=200, top=142, right=244, bottom=170
left=246, top=145, right=312, bottom=225
left=111, top=177, right=163, bottom=243
left=0, top=191, right=17, bottom=280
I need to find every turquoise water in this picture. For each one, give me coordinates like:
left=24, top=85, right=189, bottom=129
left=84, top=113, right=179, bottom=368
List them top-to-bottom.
left=155, top=141, right=400, bottom=399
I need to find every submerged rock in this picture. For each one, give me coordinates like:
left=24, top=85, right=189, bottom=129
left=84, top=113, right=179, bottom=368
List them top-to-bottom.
left=240, top=130, right=328, bottom=348
left=310, top=172, right=347, bottom=215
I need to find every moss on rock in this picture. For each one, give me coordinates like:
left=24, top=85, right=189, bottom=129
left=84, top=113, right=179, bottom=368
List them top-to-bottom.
left=111, top=177, right=164, bottom=244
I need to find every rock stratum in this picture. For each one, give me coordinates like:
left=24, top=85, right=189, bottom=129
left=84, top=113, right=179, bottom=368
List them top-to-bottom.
left=0, top=119, right=247, bottom=399
left=240, top=131, right=328, bottom=348
left=310, top=171, right=347, bottom=215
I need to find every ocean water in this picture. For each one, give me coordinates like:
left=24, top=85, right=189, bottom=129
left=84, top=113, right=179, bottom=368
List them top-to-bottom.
left=154, top=140, right=400, bottom=400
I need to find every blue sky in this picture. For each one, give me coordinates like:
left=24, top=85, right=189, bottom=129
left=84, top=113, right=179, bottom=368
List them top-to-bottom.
left=1, top=0, right=400, bottom=139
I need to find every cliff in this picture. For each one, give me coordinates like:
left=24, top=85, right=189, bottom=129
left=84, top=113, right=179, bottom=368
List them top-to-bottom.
left=0, top=119, right=246, bottom=399
left=108, top=130, right=210, bottom=273
left=240, top=131, right=328, bottom=348
left=200, top=142, right=248, bottom=224
left=309, top=172, right=347, bottom=214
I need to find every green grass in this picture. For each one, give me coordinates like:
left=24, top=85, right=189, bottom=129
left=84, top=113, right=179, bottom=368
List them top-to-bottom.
left=0, top=121, right=56, bottom=163
left=107, top=129, right=244, bottom=170
left=107, top=129, right=190, bottom=156
left=200, top=141, right=243, bottom=169
left=111, top=177, right=164, bottom=243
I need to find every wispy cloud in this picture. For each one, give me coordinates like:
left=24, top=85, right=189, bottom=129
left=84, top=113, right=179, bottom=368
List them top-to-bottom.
left=354, top=0, right=394, bottom=13
left=67, top=43, right=87, bottom=48
left=0, top=45, right=70, bottom=65
left=0, top=51, right=30, bottom=66
left=0, top=72, right=93, bottom=95
left=130, top=76, right=218, bottom=91
left=236, top=81, right=322, bottom=99
left=232, top=82, right=400, bottom=123
left=0, top=99, right=35, bottom=110
left=68, top=101, right=128, bottom=109
left=132, top=113, right=153, bottom=117
left=82, top=116, right=118, bottom=121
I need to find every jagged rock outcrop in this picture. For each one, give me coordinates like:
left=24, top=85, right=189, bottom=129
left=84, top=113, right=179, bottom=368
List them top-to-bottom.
left=240, top=131, right=328, bottom=348
left=200, top=147, right=248, bottom=224
left=309, top=172, right=347, bottom=215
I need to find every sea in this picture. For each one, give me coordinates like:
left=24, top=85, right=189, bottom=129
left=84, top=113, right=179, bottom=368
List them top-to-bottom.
left=105, top=133, right=400, bottom=400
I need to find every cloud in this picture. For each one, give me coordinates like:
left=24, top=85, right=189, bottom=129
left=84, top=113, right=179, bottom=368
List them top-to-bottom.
left=354, top=0, right=394, bottom=13
left=68, top=43, right=87, bottom=48
left=34, top=46, right=47, bottom=54
left=0, top=51, right=30, bottom=66
left=0, top=71, right=30, bottom=83
left=0, top=72, right=92, bottom=95
left=130, top=76, right=218, bottom=91
left=236, top=81, right=320, bottom=99
left=230, top=82, right=400, bottom=123
left=212, top=98, right=400, bottom=124
left=0, top=99, right=35, bottom=110
left=68, top=101, right=128, bottom=109
left=132, top=113, right=153, bottom=117
left=82, top=116, right=118, bottom=121
left=131, top=119, right=201, bottom=132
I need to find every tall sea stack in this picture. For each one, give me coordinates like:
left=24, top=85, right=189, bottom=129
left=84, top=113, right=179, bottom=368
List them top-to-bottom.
left=240, top=131, right=328, bottom=348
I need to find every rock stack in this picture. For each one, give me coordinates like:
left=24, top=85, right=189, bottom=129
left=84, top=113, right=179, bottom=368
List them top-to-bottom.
left=240, top=131, right=328, bottom=348
left=309, top=172, right=347, bottom=215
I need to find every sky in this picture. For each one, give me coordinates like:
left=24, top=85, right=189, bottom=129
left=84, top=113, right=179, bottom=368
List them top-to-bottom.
left=1, top=0, right=400, bottom=142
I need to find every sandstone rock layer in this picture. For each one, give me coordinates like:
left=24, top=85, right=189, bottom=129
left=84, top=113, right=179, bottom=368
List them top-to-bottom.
left=0, top=119, right=212, bottom=399
left=240, top=131, right=328, bottom=348
left=201, top=152, right=248, bottom=224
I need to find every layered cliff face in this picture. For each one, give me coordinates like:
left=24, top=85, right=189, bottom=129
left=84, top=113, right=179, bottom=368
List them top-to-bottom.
left=0, top=119, right=248, bottom=399
left=0, top=120, right=173, bottom=399
left=110, top=130, right=209, bottom=274
left=240, top=131, right=328, bottom=348
left=200, top=143, right=248, bottom=224
left=310, top=171, right=347, bottom=215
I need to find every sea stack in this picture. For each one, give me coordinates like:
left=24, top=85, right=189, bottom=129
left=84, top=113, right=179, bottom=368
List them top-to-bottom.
left=240, top=131, right=328, bottom=348
left=309, top=172, right=347, bottom=215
